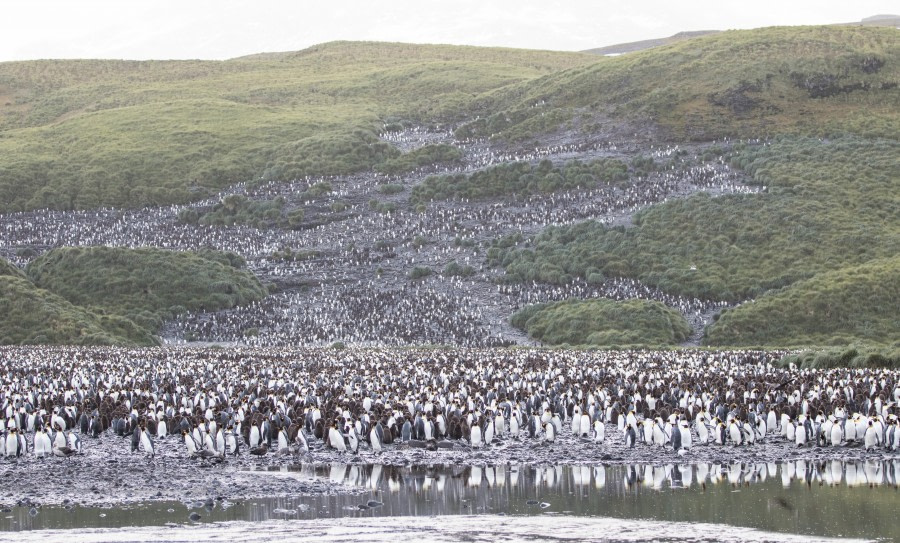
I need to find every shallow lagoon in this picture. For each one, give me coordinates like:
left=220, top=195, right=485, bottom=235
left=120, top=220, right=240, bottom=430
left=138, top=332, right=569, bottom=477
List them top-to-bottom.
left=4, top=460, right=897, bottom=541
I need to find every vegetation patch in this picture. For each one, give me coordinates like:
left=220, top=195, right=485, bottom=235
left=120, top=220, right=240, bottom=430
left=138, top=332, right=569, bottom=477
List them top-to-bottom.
left=374, top=144, right=462, bottom=175
left=26, top=247, right=267, bottom=335
left=706, top=256, right=900, bottom=347
left=0, top=268, right=153, bottom=346
left=510, top=298, right=692, bottom=347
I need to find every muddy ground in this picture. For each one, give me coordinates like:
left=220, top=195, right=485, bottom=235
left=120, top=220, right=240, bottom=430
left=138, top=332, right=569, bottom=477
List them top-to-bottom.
left=2, top=426, right=894, bottom=509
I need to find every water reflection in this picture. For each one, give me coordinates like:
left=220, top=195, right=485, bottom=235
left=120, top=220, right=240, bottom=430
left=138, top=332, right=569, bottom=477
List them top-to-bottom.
left=3, top=459, right=898, bottom=540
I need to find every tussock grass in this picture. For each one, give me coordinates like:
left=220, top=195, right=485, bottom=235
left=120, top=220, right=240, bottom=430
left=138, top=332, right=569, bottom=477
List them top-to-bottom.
left=510, top=298, right=692, bottom=347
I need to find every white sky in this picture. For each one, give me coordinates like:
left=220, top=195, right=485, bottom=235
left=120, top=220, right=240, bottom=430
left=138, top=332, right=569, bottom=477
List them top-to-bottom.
left=0, top=0, right=896, bottom=62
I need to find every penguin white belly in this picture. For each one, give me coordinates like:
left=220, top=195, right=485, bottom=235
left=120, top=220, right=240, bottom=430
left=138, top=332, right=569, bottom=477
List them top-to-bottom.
left=580, top=415, right=590, bottom=437
left=593, top=421, right=605, bottom=443
left=544, top=422, right=556, bottom=442
left=697, top=422, right=708, bottom=445
left=830, top=423, right=843, bottom=446
left=471, top=426, right=483, bottom=448
left=864, top=427, right=879, bottom=450
left=329, top=428, right=347, bottom=451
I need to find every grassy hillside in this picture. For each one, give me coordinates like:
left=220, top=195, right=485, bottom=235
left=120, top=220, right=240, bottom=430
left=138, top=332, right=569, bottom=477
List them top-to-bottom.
left=461, top=25, right=900, bottom=142
left=2, top=27, right=897, bottom=212
left=583, top=31, right=721, bottom=56
left=0, top=43, right=597, bottom=212
left=494, top=135, right=899, bottom=301
left=26, top=247, right=267, bottom=334
left=706, top=257, right=900, bottom=347
left=0, top=263, right=153, bottom=346
left=510, top=298, right=692, bottom=347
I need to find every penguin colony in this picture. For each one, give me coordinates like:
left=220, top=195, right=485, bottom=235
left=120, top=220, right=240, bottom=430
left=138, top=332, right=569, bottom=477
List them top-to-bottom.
left=0, top=127, right=761, bottom=349
left=2, top=346, right=899, bottom=463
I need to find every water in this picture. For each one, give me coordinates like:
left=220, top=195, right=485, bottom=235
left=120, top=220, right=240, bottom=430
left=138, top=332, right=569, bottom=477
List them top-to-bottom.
left=2, top=460, right=897, bottom=541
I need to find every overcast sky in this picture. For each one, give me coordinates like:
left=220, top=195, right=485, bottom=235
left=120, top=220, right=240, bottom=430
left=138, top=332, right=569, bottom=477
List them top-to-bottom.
left=1, top=0, right=896, bottom=62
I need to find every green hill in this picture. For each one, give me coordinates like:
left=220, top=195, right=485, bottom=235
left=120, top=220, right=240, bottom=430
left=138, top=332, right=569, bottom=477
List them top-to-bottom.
left=460, top=25, right=900, bottom=142
left=3, top=27, right=897, bottom=212
left=0, top=42, right=596, bottom=212
left=25, top=247, right=267, bottom=336
left=706, top=257, right=900, bottom=347
left=0, top=260, right=153, bottom=346
left=510, top=298, right=692, bottom=347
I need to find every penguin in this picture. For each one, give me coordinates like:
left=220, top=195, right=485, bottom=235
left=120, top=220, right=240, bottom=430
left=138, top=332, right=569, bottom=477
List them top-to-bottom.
left=767, top=409, right=777, bottom=435
left=493, top=413, right=505, bottom=438
left=509, top=413, right=520, bottom=439
left=550, top=413, right=562, bottom=435
left=579, top=413, right=591, bottom=438
left=844, top=417, right=857, bottom=443
left=483, top=418, right=494, bottom=446
left=401, top=419, right=412, bottom=442
left=593, top=419, right=605, bottom=443
left=697, top=419, right=709, bottom=445
left=729, top=419, right=743, bottom=446
left=785, top=419, right=796, bottom=442
left=652, top=420, right=666, bottom=447
left=678, top=420, right=692, bottom=450
left=715, top=420, right=727, bottom=446
left=795, top=420, right=806, bottom=447
left=830, top=420, right=843, bottom=446
left=470, top=421, right=483, bottom=448
left=543, top=421, right=556, bottom=443
left=864, top=421, right=879, bottom=450
left=328, top=422, right=347, bottom=452
left=671, top=422, right=682, bottom=452
left=249, top=423, right=261, bottom=448
left=131, top=424, right=141, bottom=453
left=624, top=424, right=636, bottom=448
left=140, top=425, right=155, bottom=458
left=346, top=425, right=359, bottom=454
left=370, top=425, right=383, bottom=453
left=52, top=426, right=67, bottom=450
left=277, top=426, right=290, bottom=453
left=5, top=428, right=21, bottom=457
left=294, top=428, right=309, bottom=453
left=34, top=429, right=52, bottom=458
left=184, top=430, right=198, bottom=456
left=67, top=431, right=82, bottom=453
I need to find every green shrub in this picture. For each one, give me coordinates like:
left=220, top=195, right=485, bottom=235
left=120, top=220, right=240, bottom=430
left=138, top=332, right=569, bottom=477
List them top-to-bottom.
left=409, top=266, right=432, bottom=280
left=511, top=298, right=692, bottom=347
